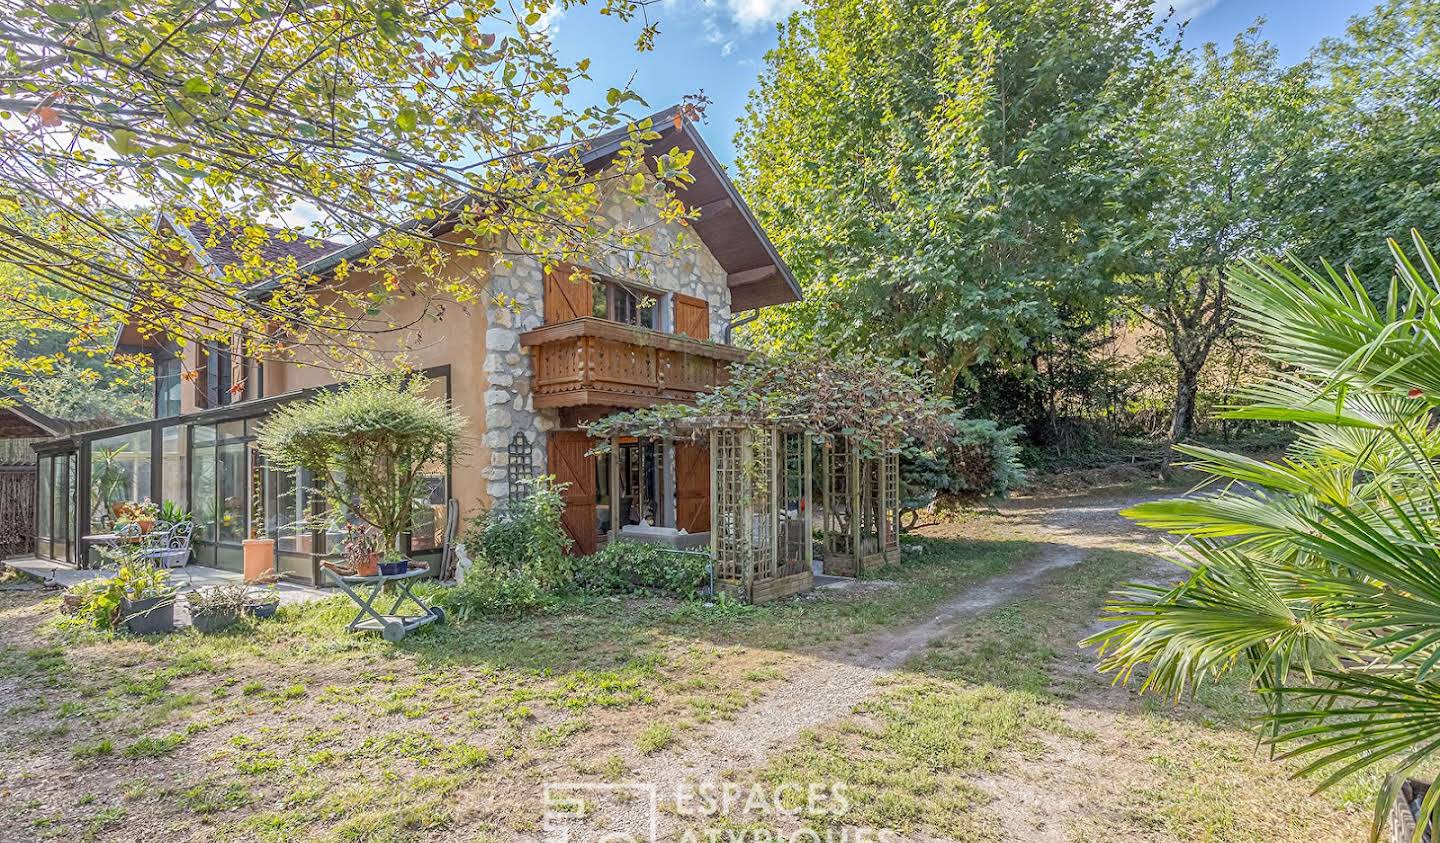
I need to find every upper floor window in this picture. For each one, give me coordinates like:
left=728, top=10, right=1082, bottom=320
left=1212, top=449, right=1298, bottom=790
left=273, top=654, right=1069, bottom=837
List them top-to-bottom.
left=592, top=278, right=660, bottom=331
left=154, top=355, right=181, bottom=418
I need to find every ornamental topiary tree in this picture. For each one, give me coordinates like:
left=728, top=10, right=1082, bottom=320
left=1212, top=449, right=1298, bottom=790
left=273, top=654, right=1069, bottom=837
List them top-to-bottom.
left=256, top=373, right=465, bottom=557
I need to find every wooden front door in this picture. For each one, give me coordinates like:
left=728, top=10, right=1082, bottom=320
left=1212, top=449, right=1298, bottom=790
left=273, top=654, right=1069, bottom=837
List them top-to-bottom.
left=548, top=430, right=598, bottom=555
left=674, top=440, right=710, bottom=535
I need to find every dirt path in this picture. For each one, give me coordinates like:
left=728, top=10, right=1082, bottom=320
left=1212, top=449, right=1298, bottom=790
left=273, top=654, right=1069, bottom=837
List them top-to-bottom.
left=553, top=486, right=1174, bottom=842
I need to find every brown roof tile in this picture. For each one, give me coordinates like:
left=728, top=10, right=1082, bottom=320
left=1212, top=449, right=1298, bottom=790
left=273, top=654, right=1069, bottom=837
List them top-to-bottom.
left=184, top=219, right=347, bottom=272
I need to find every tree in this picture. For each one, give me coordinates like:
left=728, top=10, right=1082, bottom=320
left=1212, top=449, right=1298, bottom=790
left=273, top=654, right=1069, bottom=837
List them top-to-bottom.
left=0, top=0, right=694, bottom=384
left=733, top=0, right=1166, bottom=409
left=1292, top=0, right=1440, bottom=290
left=1119, top=28, right=1319, bottom=477
left=1089, top=233, right=1440, bottom=840
left=18, top=361, right=150, bottom=423
left=256, top=373, right=464, bottom=555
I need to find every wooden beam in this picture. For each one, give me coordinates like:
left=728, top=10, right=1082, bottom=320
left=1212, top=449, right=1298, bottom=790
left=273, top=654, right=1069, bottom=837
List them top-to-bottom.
left=728, top=265, right=777, bottom=288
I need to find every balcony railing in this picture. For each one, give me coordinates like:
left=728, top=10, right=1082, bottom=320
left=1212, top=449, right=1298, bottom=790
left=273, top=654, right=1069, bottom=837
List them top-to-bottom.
left=519, top=318, right=751, bottom=409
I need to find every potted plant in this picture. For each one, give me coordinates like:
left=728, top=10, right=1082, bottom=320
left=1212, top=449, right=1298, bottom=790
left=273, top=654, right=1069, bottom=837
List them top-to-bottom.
left=133, top=499, right=159, bottom=534
left=157, top=500, right=192, bottom=525
left=340, top=522, right=381, bottom=577
left=101, top=547, right=178, bottom=635
left=379, top=550, right=408, bottom=577
left=187, top=583, right=248, bottom=633
left=244, top=587, right=281, bottom=619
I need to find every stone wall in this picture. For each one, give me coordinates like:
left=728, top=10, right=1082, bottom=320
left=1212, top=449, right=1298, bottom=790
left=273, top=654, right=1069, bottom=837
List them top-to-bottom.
left=478, top=184, right=734, bottom=507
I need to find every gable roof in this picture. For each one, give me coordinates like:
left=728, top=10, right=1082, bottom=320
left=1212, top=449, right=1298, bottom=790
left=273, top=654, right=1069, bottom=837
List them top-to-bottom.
left=576, top=106, right=802, bottom=311
left=164, top=107, right=801, bottom=314
left=179, top=219, right=347, bottom=273
left=0, top=398, right=71, bottom=439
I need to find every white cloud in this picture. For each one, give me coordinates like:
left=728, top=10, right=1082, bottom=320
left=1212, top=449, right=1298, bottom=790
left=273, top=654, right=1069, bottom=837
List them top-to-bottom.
left=725, top=0, right=803, bottom=30
left=1155, top=0, right=1220, bottom=22
left=537, top=4, right=565, bottom=34
left=721, top=40, right=737, bottom=56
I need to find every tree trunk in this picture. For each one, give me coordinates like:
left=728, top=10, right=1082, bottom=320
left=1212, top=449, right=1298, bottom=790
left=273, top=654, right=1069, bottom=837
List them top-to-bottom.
left=1160, top=369, right=1200, bottom=481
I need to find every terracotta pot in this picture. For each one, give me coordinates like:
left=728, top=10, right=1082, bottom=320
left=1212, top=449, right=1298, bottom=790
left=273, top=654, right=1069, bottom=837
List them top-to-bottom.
left=137, top=519, right=154, bottom=534
left=242, top=538, right=276, bottom=584
left=355, top=553, right=380, bottom=578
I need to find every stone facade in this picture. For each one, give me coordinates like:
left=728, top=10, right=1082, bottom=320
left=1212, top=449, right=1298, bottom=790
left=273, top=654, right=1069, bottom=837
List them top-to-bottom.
left=478, top=185, right=734, bottom=506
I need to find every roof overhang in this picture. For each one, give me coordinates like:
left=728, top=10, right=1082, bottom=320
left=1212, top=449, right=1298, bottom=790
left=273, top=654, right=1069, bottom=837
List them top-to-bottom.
left=578, top=106, right=802, bottom=312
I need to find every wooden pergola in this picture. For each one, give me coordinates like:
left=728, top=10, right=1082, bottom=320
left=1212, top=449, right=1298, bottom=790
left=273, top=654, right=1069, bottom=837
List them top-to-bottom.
left=708, top=423, right=814, bottom=604
left=820, top=437, right=901, bottom=577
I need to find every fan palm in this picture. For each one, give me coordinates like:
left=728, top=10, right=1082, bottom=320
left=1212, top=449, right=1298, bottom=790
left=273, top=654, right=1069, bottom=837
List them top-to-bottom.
left=1086, top=232, right=1440, bottom=842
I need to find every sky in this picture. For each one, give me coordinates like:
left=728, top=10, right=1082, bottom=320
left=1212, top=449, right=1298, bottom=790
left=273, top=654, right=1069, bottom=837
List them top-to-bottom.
left=546, top=0, right=1377, bottom=165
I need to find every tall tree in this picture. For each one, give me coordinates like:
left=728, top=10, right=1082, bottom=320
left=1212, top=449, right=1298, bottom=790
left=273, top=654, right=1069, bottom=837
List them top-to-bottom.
left=0, top=0, right=693, bottom=384
left=733, top=0, right=1165, bottom=404
left=1293, top=0, right=1440, bottom=289
left=1119, top=28, right=1319, bottom=477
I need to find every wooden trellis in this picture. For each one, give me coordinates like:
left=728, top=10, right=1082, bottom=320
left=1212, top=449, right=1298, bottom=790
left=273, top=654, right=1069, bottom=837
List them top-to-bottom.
left=709, top=425, right=813, bottom=604
left=507, top=432, right=534, bottom=505
left=821, top=438, right=901, bottom=577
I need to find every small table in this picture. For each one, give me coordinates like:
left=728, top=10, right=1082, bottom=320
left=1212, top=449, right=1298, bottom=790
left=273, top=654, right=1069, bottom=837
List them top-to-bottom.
left=79, top=533, right=142, bottom=569
left=324, top=567, right=443, bottom=642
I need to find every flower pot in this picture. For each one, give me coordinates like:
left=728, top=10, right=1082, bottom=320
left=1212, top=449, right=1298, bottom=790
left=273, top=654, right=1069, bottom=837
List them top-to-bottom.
left=137, top=519, right=155, bottom=534
left=242, top=538, right=276, bottom=584
left=356, top=553, right=380, bottom=578
left=121, top=595, right=175, bottom=635
left=245, top=601, right=279, bottom=620
left=190, top=608, right=239, bottom=633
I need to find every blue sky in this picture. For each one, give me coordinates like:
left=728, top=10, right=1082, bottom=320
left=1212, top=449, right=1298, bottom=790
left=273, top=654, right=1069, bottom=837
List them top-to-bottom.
left=547, top=0, right=1376, bottom=165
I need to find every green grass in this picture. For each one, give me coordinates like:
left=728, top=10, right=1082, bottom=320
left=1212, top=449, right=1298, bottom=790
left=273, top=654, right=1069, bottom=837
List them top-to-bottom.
left=0, top=534, right=1034, bottom=841
left=699, top=550, right=1367, bottom=843
left=636, top=722, right=678, bottom=754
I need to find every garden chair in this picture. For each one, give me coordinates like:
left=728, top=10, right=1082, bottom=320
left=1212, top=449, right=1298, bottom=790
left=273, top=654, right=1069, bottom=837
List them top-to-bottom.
left=139, top=521, right=193, bottom=570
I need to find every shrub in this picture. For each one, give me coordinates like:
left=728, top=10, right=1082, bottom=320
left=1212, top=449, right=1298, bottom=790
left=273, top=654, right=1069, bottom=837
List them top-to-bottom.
left=257, top=372, right=465, bottom=555
left=899, top=418, right=1025, bottom=516
left=947, top=418, right=1025, bottom=498
left=442, top=476, right=572, bottom=620
left=461, top=476, right=572, bottom=590
left=573, top=541, right=710, bottom=599
left=436, top=559, right=557, bottom=621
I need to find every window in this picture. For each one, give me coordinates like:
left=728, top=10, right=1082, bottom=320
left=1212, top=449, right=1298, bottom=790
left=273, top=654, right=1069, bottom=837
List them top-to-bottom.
left=591, top=278, right=661, bottom=331
left=204, top=342, right=235, bottom=407
left=155, top=355, right=181, bottom=417
left=89, top=430, right=152, bottom=530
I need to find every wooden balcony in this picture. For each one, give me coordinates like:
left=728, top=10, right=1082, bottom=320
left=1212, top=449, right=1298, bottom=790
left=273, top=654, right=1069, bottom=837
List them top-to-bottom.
left=520, top=318, right=751, bottom=409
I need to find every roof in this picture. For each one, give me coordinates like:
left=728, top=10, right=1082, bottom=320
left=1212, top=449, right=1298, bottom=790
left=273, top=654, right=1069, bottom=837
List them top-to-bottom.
left=574, top=106, right=802, bottom=311
left=278, top=107, right=802, bottom=312
left=177, top=219, right=347, bottom=276
left=0, top=398, right=72, bottom=439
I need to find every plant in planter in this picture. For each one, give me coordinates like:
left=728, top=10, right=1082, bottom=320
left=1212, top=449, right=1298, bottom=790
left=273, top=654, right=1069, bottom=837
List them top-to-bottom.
left=257, top=372, right=465, bottom=577
left=112, top=500, right=160, bottom=533
left=157, top=500, right=192, bottom=525
left=88, top=545, right=178, bottom=634
left=379, top=550, right=408, bottom=577
left=186, top=583, right=249, bottom=633
left=244, top=587, right=281, bottom=619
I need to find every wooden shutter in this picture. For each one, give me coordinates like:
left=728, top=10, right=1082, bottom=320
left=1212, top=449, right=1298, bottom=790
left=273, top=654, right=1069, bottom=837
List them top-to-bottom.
left=544, top=264, right=594, bottom=325
left=673, top=294, right=710, bottom=340
left=547, top=430, right=599, bottom=555
left=674, top=440, right=710, bottom=535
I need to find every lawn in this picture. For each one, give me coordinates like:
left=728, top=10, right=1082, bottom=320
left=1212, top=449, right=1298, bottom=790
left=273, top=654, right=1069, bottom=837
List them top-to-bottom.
left=0, top=536, right=1033, bottom=842
left=696, top=550, right=1370, bottom=842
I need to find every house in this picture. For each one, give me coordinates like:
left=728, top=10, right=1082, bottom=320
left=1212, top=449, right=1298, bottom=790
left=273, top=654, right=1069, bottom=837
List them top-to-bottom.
left=28, top=107, right=801, bottom=584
